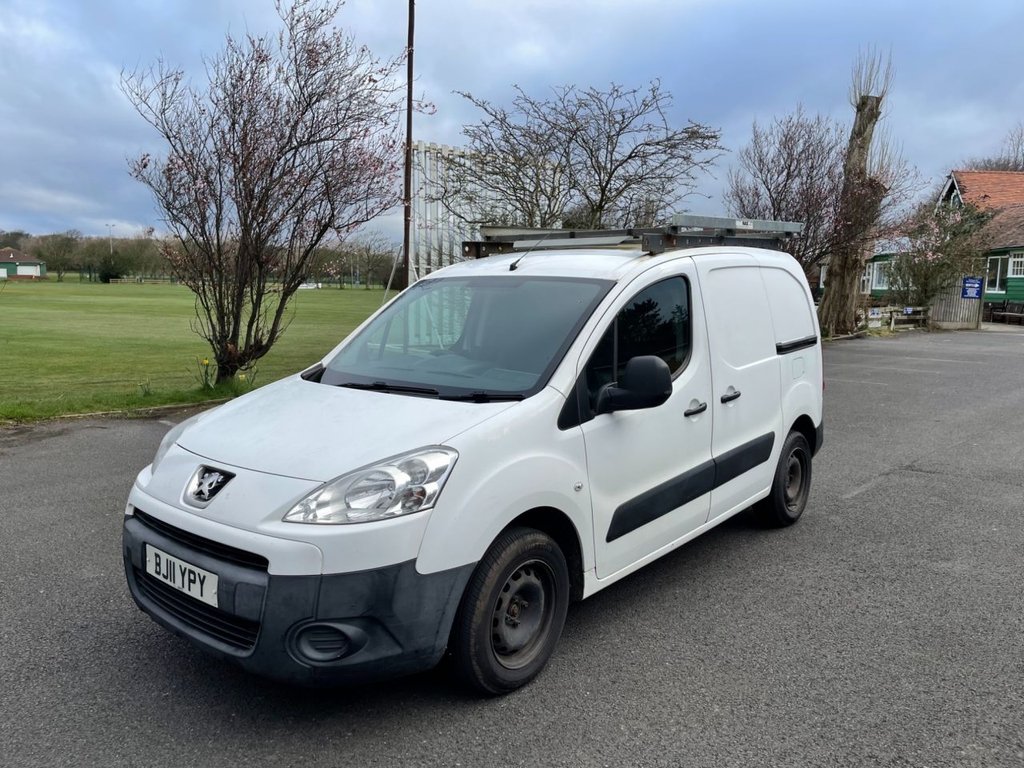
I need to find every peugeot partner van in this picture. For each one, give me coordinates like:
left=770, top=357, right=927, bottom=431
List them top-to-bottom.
left=122, top=217, right=823, bottom=695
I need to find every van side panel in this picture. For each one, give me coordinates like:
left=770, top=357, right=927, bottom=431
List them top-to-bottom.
left=696, top=255, right=783, bottom=521
left=758, top=260, right=824, bottom=435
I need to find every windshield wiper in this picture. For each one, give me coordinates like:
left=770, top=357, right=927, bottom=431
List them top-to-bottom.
left=338, top=381, right=440, bottom=397
left=440, top=391, right=525, bottom=403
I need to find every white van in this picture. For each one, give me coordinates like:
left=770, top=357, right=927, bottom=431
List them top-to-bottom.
left=122, top=217, right=823, bottom=695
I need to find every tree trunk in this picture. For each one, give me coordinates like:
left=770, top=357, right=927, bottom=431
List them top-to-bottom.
left=818, top=94, right=885, bottom=336
left=215, top=342, right=241, bottom=384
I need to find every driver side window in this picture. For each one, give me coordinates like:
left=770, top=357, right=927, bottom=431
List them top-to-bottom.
left=585, top=277, right=690, bottom=409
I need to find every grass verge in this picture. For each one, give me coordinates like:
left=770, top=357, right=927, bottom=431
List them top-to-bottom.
left=0, top=280, right=387, bottom=422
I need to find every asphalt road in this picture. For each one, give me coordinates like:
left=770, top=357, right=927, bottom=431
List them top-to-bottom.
left=2, top=330, right=1023, bottom=768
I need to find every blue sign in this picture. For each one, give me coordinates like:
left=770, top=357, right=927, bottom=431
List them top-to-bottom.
left=962, top=276, right=983, bottom=299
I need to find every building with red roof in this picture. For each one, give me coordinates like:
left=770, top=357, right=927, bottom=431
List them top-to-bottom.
left=0, top=247, right=46, bottom=279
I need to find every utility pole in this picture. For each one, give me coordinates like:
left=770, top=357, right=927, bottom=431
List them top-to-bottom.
left=399, top=0, right=415, bottom=291
left=105, top=223, right=115, bottom=255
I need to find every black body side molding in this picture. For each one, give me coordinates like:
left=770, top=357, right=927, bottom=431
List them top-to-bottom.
left=776, top=335, right=818, bottom=355
left=606, top=432, right=776, bottom=542
left=713, top=432, right=775, bottom=487
left=606, top=461, right=716, bottom=543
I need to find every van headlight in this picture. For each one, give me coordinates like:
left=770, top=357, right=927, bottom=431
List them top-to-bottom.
left=283, top=447, right=458, bottom=525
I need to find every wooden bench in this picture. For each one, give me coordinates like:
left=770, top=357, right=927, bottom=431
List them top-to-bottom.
left=983, top=300, right=1006, bottom=322
left=992, top=301, right=1024, bottom=324
left=890, top=307, right=929, bottom=330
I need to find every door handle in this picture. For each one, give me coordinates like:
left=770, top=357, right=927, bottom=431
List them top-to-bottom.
left=720, top=390, right=742, bottom=404
left=683, top=402, right=707, bottom=417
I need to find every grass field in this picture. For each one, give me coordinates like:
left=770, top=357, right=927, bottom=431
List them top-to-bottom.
left=0, top=280, right=387, bottom=421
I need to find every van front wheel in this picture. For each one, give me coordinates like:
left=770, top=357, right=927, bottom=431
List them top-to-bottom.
left=757, top=431, right=812, bottom=526
left=450, top=527, right=569, bottom=695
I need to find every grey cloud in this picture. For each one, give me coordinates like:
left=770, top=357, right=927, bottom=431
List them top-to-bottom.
left=1, top=0, right=1022, bottom=236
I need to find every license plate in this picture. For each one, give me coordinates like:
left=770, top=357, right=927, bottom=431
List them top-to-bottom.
left=145, top=545, right=219, bottom=608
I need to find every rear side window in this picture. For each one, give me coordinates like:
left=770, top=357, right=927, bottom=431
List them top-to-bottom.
left=760, top=267, right=816, bottom=345
left=585, top=277, right=690, bottom=407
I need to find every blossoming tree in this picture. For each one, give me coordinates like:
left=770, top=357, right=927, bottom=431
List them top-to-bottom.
left=123, top=0, right=403, bottom=382
left=886, top=203, right=992, bottom=307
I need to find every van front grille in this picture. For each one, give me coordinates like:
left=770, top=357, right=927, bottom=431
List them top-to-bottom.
left=133, top=509, right=269, bottom=571
left=135, top=567, right=260, bottom=651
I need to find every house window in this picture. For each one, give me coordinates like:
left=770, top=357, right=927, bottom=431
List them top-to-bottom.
left=1009, top=254, right=1024, bottom=278
left=986, top=256, right=1010, bottom=294
left=871, top=262, right=889, bottom=290
left=859, top=263, right=872, bottom=294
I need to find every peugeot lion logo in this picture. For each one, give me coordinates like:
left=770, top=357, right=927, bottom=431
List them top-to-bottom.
left=185, top=466, right=235, bottom=508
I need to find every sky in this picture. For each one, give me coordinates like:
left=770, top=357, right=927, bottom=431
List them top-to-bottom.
left=1, top=0, right=1023, bottom=242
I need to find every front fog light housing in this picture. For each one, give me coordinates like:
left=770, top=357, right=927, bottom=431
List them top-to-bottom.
left=283, top=447, right=458, bottom=525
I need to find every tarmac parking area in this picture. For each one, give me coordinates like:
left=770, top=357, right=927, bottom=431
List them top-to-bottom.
left=1, top=329, right=1023, bottom=767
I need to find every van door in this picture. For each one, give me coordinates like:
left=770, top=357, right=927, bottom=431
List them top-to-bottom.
left=695, top=254, right=783, bottom=521
left=576, top=262, right=714, bottom=579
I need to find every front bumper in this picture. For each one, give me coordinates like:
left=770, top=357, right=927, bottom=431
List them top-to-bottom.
left=123, top=510, right=474, bottom=686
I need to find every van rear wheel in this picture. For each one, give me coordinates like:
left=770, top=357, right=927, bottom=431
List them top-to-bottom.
left=757, top=431, right=812, bottom=526
left=450, top=527, right=569, bottom=695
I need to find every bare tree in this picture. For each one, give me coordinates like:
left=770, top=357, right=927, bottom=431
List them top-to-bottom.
left=123, top=0, right=403, bottom=382
left=818, top=52, right=903, bottom=336
left=439, top=81, right=722, bottom=229
left=442, top=87, right=572, bottom=228
left=725, top=107, right=846, bottom=277
left=963, top=121, right=1024, bottom=171
left=0, top=230, right=31, bottom=250
left=29, top=230, right=80, bottom=282
left=117, top=231, right=165, bottom=278
left=311, top=231, right=395, bottom=287
left=345, top=231, right=398, bottom=288
left=307, top=243, right=345, bottom=286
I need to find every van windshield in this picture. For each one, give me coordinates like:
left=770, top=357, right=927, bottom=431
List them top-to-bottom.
left=321, top=275, right=613, bottom=400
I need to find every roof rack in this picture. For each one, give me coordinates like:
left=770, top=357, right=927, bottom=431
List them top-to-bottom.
left=462, top=214, right=803, bottom=259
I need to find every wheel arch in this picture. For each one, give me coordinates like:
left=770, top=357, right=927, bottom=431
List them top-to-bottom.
left=790, top=413, right=817, bottom=454
left=501, top=507, right=585, bottom=602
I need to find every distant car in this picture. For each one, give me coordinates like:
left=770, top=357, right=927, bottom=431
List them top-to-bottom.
left=123, top=221, right=823, bottom=695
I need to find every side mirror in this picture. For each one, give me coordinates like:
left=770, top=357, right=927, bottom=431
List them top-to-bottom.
left=595, top=355, right=673, bottom=415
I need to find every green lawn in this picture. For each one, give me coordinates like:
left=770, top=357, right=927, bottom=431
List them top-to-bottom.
left=0, top=280, right=388, bottom=421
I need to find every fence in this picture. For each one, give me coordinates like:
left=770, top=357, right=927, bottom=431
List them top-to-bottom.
left=108, top=277, right=176, bottom=284
left=930, top=282, right=982, bottom=329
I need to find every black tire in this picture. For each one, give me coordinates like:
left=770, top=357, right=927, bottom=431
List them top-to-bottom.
left=757, top=430, right=812, bottom=527
left=450, top=526, right=569, bottom=695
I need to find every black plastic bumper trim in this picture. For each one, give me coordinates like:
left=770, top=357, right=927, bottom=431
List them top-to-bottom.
left=123, top=515, right=475, bottom=686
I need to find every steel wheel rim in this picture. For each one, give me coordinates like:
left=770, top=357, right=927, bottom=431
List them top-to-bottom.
left=784, top=448, right=807, bottom=510
left=490, top=559, right=556, bottom=670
